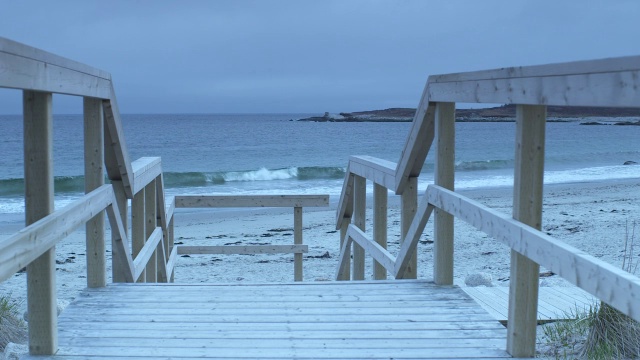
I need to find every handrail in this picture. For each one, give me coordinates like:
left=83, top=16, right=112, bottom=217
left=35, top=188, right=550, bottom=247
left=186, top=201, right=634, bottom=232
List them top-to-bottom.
left=0, top=37, right=111, bottom=97
left=0, top=38, right=175, bottom=354
left=334, top=55, right=640, bottom=357
left=335, top=156, right=396, bottom=229
left=0, top=184, right=170, bottom=284
left=0, top=185, right=114, bottom=283
left=426, top=185, right=640, bottom=321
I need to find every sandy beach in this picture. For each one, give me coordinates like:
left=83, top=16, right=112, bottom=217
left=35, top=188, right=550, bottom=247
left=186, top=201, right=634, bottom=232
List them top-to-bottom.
left=1, top=178, right=639, bottom=317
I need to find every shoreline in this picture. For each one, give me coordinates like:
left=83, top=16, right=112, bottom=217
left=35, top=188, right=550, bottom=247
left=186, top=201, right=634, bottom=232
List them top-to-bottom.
left=0, top=178, right=638, bottom=316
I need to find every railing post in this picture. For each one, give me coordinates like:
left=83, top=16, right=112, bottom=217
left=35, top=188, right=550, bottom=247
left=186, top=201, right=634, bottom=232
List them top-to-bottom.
left=23, top=90, right=57, bottom=355
left=84, top=97, right=106, bottom=288
left=434, top=102, right=455, bottom=285
left=507, top=104, right=546, bottom=357
left=352, top=175, right=366, bottom=280
left=400, top=177, right=418, bottom=279
left=111, top=180, right=129, bottom=283
left=146, top=181, right=158, bottom=282
left=373, top=183, right=387, bottom=280
left=132, top=189, right=146, bottom=282
left=294, top=206, right=303, bottom=281
left=169, top=216, right=175, bottom=282
left=338, top=218, right=351, bottom=281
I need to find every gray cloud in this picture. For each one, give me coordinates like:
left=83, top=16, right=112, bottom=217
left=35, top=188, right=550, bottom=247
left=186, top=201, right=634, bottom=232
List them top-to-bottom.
left=1, top=0, right=638, bottom=114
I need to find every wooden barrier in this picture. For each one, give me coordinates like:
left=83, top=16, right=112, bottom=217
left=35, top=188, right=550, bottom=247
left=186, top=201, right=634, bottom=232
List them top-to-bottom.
left=175, top=195, right=329, bottom=282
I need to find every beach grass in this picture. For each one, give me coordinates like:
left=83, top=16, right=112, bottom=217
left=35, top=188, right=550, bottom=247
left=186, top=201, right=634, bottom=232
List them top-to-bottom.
left=0, top=294, right=27, bottom=351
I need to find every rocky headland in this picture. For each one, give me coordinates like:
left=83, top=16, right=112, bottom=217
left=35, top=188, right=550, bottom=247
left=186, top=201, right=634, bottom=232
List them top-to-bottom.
left=297, top=105, right=640, bottom=124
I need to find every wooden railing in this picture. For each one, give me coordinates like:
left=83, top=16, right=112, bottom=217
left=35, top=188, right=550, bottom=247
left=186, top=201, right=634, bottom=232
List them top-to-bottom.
left=0, top=37, right=177, bottom=355
left=0, top=37, right=330, bottom=355
left=335, top=55, right=640, bottom=357
left=174, top=195, right=329, bottom=281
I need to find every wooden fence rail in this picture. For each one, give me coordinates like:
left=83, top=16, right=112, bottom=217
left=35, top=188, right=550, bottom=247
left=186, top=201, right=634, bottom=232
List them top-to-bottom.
left=174, top=195, right=329, bottom=281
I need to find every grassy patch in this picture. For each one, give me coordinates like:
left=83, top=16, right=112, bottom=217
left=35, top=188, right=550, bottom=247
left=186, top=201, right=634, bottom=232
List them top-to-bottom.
left=0, top=294, right=27, bottom=351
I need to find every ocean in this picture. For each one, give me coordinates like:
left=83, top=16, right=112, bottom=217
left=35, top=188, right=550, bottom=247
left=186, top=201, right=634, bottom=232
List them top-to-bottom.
left=1, top=113, right=639, bottom=215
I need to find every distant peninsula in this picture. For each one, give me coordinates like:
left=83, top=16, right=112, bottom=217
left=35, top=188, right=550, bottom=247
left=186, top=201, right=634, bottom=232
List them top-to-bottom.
left=297, top=105, right=640, bottom=123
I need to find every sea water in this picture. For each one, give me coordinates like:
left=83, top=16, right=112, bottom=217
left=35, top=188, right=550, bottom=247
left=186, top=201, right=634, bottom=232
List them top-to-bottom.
left=1, top=113, right=639, bottom=214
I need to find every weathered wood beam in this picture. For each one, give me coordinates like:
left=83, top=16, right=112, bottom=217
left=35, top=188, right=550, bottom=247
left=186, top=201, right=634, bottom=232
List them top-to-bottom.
left=0, top=38, right=111, bottom=97
left=427, top=56, right=640, bottom=107
left=23, top=90, right=56, bottom=355
left=83, top=97, right=106, bottom=288
left=395, top=101, right=436, bottom=194
left=433, top=102, right=455, bottom=285
left=507, top=105, right=546, bottom=357
left=348, top=155, right=396, bottom=190
left=131, top=157, right=162, bottom=196
left=335, top=162, right=354, bottom=230
left=352, top=176, right=366, bottom=280
left=400, top=177, right=418, bottom=279
left=373, top=183, right=388, bottom=280
left=426, top=184, right=640, bottom=324
left=395, top=194, right=435, bottom=279
left=176, top=195, right=329, bottom=208
left=346, top=225, right=396, bottom=277
left=132, top=228, right=163, bottom=282
left=177, top=245, right=308, bottom=255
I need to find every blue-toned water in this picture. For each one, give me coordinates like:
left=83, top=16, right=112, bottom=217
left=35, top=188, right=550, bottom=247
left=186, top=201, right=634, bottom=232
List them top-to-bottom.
left=1, top=114, right=639, bottom=214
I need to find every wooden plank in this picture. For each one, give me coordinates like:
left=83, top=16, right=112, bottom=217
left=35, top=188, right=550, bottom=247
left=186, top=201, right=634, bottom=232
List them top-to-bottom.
left=0, top=37, right=110, bottom=79
left=0, top=47, right=111, bottom=98
left=429, top=55, right=640, bottom=83
left=427, top=69, right=640, bottom=107
left=103, top=84, right=134, bottom=198
left=23, top=90, right=57, bottom=355
left=83, top=97, right=106, bottom=288
left=395, top=101, right=436, bottom=194
left=434, top=102, right=455, bottom=285
left=507, top=104, right=545, bottom=357
left=348, top=155, right=396, bottom=190
left=131, top=157, right=162, bottom=195
left=335, top=163, right=353, bottom=229
left=352, top=175, right=366, bottom=280
left=400, top=176, right=418, bottom=279
left=109, top=181, right=129, bottom=283
left=144, top=181, right=157, bottom=282
left=373, top=183, right=388, bottom=280
left=0, top=185, right=115, bottom=283
left=425, top=185, right=640, bottom=323
left=131, top=190, right=145, bottom=282
left=395, top=193, right=435, bottom=279
left=175, top=194, right=329, bottom=208
left=165, top=195, right=175, bottom=225
left=105, top=198, right=135, bottom=283
left=294, top=206, right=303, bottom=281
left=347, top=225, right=396, bottom=275
left=133, top=228, right=163, bottom=281
left=335, top=228, right=352, bottom=281
left=177, top=245, right=308, bottom=255
left=165, top=246, right=178, bottom=282
left=41, top=281, right=512, bottom=359
left=463, top=287, right=598, bottom=323
left=60, top=305, right=488, bottom=317
left=57, top=319, right=504, bottom=332
left=57, top=327, right=506, bottom=339
left=32, top=346, right=512, bottom=359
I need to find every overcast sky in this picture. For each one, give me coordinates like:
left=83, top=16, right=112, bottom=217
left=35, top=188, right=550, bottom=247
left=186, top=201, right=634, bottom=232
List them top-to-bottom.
left=1, top=0, right=639, bottom=114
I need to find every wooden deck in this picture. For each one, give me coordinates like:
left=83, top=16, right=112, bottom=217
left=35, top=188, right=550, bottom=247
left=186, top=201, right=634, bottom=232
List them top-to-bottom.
left=25, top=280, right=515, bottom=359
left=463, top=286, right=597, bottom=325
